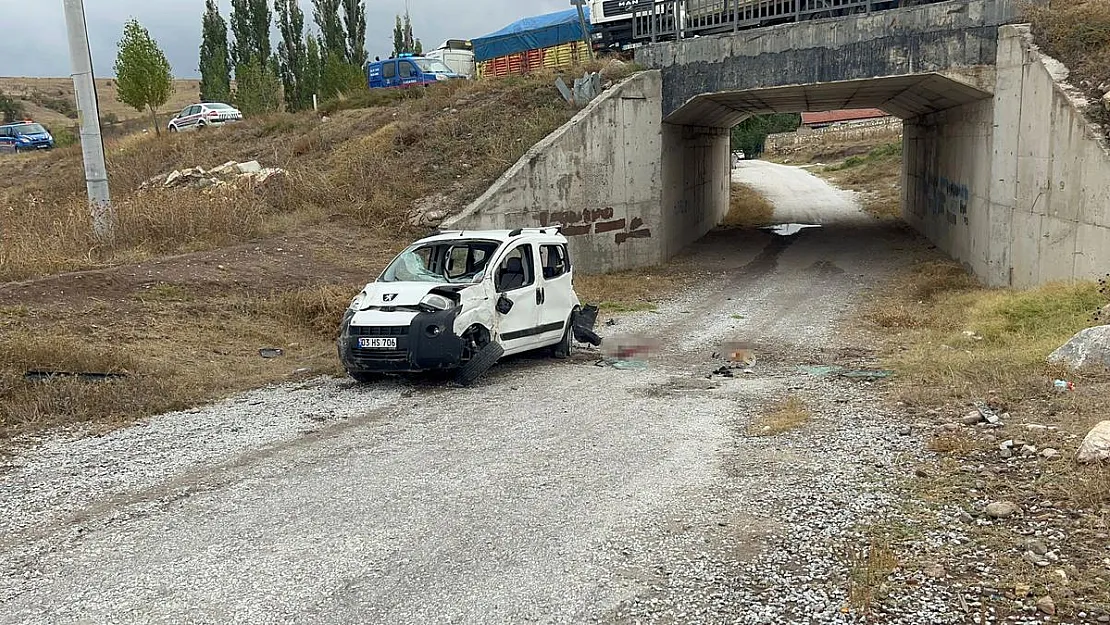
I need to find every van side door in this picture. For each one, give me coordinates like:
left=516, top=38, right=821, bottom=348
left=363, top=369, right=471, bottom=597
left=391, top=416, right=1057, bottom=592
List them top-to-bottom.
left=398, top=60, right=422, bottom=86
left=381, top=61, right=398, bottom=88
left=492, top=243, right=543, bottom=355
left=536, top=243, right=575, bottom=345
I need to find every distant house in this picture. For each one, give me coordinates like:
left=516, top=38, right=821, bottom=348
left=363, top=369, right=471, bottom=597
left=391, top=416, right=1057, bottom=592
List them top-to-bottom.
left=800, top=108, right=892, bottom=130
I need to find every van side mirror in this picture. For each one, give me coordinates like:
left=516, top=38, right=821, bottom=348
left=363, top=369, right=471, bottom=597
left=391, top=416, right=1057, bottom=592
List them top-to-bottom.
left=496, top=294, right=514, bottom=315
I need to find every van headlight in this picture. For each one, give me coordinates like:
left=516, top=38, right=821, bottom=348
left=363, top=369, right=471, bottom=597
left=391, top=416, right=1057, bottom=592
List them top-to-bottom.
left=349, top=291, right=369, bottom=310
left=420, top=293, right=456, bottom=311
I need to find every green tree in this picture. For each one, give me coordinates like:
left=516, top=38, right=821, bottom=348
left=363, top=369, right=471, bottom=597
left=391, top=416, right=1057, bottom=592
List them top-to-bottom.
left=199, top=0, right=232, bottom=103
left=230, top=0, right=272, bottom=68
left=275, top=0, right=311, bottom=111
left=312, top=0, right=345, bottom=59
left=341, top=0, right=367, bottom=66
left=392, top=10, right=416, bottom=56
left=392, top=15, right=405, bottom=57
left=114, top=19, right=175, bottom=136
left=305, top=36, right=322, bottom=107
left=414, top=39, right=423, bottom=56
left=319, top=51, right=363, bottom=100
left=235, top=56, right=282, bottom=115
left=0, top=89, right=25, bottom=123
left=730, top=113, right=801, bottom=158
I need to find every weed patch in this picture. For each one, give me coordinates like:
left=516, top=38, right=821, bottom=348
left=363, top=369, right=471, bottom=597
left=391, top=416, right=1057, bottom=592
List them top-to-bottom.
left=723, top=182, right=775, bottom=227
left=746, top=395, right=811, bottom=436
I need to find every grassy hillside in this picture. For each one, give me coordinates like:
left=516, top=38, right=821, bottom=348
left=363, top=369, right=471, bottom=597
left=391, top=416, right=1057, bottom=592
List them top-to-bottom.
left=0, top=75, right=575, bottom=282
left=0, top=77, right=202, bottom=130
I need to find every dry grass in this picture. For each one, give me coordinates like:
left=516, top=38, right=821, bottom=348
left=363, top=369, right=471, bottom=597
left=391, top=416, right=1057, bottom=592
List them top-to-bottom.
left=1025, top=0, right=1110, bottom=129
left=0, top=76, right=575, bottom=283
left=819, top=143, right=903, bottom=219
left=722, top=182, right=775, bottom=228
left=865, top=261, right=1110, bottom=615
left=872, top=263, right=1105, bottom=404
left=575, top=267, right=686, bottom=314
left=0, top=282, right=355, bottom=441
left=746, top=395, right=811, bottom=436
left=926, top=431, right=978, bottom=456
left=846, top=535, right=899, bottom=619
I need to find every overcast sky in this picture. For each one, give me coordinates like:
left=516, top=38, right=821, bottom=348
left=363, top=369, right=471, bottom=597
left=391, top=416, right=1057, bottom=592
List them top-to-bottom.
left=0, top=0, right=569, bottom=78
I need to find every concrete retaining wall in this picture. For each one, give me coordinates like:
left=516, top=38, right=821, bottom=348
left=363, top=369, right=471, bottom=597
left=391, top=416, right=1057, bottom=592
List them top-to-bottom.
left=905, top=24, right=1110, bottom=287
left=442, top=72, right=666, bottom=274
left=766, top=118, right=903, bottom=157
left=661, top=124, right=731, bottom=257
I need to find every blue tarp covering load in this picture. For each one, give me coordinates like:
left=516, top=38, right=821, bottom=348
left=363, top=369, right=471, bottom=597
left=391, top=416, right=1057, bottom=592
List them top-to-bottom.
left=472, top=7, right=591, bottom=62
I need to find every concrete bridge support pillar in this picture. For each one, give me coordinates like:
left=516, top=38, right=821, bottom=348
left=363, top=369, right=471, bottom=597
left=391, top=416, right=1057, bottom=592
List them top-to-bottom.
left=660, top=123, right=732, bottom=259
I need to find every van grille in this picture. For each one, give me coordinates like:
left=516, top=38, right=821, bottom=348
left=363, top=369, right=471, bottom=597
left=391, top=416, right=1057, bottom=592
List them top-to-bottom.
left=349, top=326, right=409, bottom=337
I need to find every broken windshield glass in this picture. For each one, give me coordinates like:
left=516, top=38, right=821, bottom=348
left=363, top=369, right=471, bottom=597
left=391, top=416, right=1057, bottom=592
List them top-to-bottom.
left=380, top=240, right=501, bottom=284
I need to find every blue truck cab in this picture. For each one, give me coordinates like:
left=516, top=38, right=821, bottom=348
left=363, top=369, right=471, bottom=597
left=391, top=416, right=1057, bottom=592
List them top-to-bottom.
left=366, top=54, right=461, bottom=89
left=0, top=121, right=55, bottom=152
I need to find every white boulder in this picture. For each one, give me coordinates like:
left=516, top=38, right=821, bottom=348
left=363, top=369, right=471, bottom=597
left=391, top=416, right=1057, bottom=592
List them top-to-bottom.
left=1048, top=325, right=1110, bottom=370
left=1077, top=420, right=1110, bottom=464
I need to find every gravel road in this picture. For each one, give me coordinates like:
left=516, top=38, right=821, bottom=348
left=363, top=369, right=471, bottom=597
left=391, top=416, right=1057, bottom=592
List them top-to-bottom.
left=1, top=162, right=959, bottom=624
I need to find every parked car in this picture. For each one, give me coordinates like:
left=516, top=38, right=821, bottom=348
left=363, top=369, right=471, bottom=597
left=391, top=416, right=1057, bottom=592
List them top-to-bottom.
left=366, top=54, right=462, bottom=89
left=167, top=103, right=243, bottom=132
left=0, top=121, right=55, bottom=152
left=338, top=228, right=592, bottom=385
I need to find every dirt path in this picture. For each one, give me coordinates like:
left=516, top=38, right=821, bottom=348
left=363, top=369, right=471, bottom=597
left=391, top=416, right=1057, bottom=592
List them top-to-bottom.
left=1, top=164, right=965, bottom=623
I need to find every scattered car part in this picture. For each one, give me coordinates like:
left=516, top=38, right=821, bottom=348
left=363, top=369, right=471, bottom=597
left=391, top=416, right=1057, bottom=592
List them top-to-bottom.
left=456, top=341, right=505, bottom=386
left=259, top=348, right=285, bottom=358
left=24, top=371, right=128, bottom=382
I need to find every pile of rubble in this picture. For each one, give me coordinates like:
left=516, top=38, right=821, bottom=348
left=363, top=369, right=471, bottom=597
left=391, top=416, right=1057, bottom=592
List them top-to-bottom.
left=139, top=160, right=286, bottom=192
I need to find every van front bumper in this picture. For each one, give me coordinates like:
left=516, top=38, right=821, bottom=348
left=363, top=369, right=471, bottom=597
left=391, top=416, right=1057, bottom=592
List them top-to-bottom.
left=338, top=308, right=467, bottom=374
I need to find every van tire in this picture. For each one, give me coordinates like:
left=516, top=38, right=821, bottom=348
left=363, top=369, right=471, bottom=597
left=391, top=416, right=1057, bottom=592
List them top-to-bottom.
left=552, top=316, right=574, bottom=359
left=456, top=341, right=503, bottom=386
left=349, top=371, right=380, bottom=383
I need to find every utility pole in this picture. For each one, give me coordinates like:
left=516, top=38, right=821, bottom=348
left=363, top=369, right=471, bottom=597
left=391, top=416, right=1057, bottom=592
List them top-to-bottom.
left=62, top=0, right=114, bottom=240
left=571, top=0, right=596, bottom=61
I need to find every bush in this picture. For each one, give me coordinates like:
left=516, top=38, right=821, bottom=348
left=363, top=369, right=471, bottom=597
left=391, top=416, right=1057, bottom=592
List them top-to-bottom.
left=49, top=126, right=79, bottom=148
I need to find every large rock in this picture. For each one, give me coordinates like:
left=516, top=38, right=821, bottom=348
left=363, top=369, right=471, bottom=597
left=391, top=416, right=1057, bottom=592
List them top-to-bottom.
left=1048, top=325, right=1110, bottom=370
left=1077, top=421, right=1110, bottom=464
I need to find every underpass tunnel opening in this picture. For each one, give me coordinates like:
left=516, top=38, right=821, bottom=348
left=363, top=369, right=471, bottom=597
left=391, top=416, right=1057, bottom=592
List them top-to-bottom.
left=660, top=72, right=995, bottom=251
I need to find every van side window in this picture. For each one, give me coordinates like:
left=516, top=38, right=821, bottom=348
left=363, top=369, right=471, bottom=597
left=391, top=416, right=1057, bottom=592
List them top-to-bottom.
left=399, top=61, right=417, bottom=79
left=382, top=62, right=396, bottom=79
left=540, top=244, right=569, bottom=279
left=495, top=245, right=535, bottom=293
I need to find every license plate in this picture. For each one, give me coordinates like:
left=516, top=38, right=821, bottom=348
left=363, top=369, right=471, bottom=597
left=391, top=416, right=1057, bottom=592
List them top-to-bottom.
left=358, top=337, right=397, bottom=349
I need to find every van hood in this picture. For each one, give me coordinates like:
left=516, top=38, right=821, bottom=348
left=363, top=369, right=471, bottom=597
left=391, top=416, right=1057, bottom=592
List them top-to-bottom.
left=356, top=281, right=466, bottom=308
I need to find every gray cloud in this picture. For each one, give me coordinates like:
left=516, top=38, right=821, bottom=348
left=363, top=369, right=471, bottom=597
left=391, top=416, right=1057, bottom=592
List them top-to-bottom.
left=2, top=0, right=569, bottom=78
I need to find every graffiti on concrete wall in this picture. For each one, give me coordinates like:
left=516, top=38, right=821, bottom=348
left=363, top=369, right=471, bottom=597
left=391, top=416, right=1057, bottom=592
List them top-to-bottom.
left=924, top=173, right=970, bottom=227
left=537, top=208, right=652, bottom=245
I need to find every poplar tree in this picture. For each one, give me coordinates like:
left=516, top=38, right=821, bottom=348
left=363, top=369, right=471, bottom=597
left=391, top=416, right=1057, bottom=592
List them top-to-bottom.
left=199, top=0, right=231, bottom=103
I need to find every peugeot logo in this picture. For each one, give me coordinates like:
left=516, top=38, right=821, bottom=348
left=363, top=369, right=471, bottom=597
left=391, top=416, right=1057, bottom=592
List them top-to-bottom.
left=383, top=294, right=398, bottom=302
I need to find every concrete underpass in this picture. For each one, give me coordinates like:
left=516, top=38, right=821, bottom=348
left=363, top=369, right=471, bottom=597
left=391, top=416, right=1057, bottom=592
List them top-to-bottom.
left=446, top=0, right=1110, bottom=288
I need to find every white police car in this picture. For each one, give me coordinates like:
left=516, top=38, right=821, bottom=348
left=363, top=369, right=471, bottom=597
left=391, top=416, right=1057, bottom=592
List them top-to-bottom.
left=338, top=228, right=593, bottom=385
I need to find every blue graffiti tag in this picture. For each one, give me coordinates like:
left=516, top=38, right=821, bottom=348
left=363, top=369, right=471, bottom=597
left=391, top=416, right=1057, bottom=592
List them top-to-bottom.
left=924, top=174, right=970, bottom=227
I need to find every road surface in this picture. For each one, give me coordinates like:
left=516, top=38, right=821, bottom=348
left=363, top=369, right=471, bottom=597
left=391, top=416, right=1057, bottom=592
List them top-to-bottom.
left=1, top=163, right=946, bottom=624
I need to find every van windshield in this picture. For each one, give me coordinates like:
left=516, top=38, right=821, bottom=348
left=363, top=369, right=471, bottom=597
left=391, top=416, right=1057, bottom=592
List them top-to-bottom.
left=414, top=59, right=453, bottom=74
left=380, top=239, right=501, bottom=284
